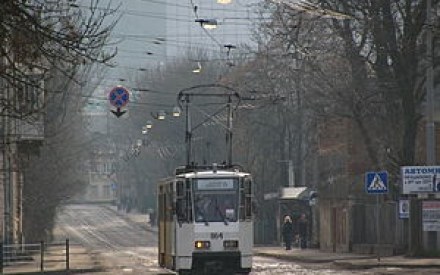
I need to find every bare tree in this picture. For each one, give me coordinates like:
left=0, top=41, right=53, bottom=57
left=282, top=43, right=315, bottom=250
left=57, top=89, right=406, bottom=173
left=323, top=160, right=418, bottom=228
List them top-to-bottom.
left=0, top=0, right=118, bottom=119
left=0, top=0, right=120, bottom=241
left=112, top=51, right=237, bottom=211
left=22, top=69, right=97, bottom=242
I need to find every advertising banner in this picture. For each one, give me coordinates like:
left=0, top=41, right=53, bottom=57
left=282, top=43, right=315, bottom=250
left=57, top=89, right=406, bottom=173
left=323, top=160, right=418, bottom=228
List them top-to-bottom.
left=401, top=166, right=440, bottom=194
left=422, top=201, right=440, bottom=231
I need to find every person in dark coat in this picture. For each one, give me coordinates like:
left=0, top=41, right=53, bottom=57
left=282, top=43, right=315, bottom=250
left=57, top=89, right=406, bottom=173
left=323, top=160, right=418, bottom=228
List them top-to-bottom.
left=298, top=213, right=308, bottom=249
left=282, top=215, right=294, bottom=250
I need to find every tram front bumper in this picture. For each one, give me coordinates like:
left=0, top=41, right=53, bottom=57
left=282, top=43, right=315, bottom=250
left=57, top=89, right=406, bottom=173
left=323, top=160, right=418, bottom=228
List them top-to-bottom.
left=192, top=251, right=247, bottom=273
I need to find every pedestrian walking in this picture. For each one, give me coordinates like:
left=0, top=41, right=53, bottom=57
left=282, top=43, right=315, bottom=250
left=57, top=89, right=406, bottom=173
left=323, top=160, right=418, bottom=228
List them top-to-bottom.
left=298, top=213, right=308, bottom=249
left=282, top=215, right=294, bottom=250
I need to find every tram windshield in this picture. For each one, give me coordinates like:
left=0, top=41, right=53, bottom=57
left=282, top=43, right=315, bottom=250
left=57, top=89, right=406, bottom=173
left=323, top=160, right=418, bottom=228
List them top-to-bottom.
left=193, top=178, right=238, bottom=223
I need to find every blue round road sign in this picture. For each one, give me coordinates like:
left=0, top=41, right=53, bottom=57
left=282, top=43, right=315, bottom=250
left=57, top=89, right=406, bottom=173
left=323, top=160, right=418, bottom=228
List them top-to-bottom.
left=109, top=86, right=129, bottom=108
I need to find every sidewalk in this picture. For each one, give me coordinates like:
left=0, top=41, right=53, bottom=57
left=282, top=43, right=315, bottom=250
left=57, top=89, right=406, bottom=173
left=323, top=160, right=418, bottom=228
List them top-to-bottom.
left=253, top=246, right=440, bottom=269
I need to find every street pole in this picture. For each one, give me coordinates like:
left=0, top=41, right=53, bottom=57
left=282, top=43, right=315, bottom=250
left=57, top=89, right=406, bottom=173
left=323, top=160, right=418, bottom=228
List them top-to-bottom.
left=425, top=0, right=437, bottom=252
left=426, top=0, right=435, bottom=166
left=2, top=76, right=12, bottom=245
left=277, top=160, right=294, bottom=187
left=288, top=160, right=294, bottom=187
left=376, top=194, right=381, bottom=262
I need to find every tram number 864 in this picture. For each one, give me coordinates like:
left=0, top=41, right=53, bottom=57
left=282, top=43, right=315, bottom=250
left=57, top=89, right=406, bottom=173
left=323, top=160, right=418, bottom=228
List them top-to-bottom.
left=211, top=232, right=223, bottom=240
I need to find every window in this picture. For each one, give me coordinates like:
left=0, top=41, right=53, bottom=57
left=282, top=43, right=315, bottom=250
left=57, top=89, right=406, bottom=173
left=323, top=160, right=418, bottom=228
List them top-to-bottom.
left=16, top=74, right=43, bottom=113
left=239, top=176, right=253, bottom=221
left=193, top=178, right=238, bottom=223
left=176, top=180, right=193, bottom=223
left=166, top=183, right=173, bottom=222
left=158, top=186, right=165, bottom=222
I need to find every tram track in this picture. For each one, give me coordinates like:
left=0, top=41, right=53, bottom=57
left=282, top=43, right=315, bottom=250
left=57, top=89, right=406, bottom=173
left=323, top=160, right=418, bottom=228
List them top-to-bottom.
left=54, top=204, right=164, bottom=274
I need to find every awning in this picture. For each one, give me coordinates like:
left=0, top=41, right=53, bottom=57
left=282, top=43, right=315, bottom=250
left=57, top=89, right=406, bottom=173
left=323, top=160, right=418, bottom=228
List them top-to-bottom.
left=279, top=186, right=311, bottom=200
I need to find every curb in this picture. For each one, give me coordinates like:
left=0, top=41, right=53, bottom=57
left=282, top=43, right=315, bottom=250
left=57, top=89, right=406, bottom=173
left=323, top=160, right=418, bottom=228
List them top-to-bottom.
left=254, top=250, right=379, bottom=266
left=254, top=252, right=342, bottom=264
left=334, top=259, right=440, bottom=270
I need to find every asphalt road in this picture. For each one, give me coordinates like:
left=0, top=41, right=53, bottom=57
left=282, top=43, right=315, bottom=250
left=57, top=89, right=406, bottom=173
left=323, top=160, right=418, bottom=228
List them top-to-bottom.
left=53, top=204, right=440, bottom=275
left=54, top=204, right=167, bottom=274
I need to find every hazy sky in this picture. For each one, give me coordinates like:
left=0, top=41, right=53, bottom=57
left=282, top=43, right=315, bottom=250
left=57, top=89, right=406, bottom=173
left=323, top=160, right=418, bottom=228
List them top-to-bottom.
left=85, top=0, right=260, bottom=121
left=106, top=0, right=167, bottom=82
left=106, top=0, right=260, bottom=83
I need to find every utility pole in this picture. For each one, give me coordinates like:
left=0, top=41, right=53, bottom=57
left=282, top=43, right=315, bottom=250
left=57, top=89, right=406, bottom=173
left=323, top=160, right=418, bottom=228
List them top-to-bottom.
left=424, top=0, right=437, bottom=252
left=426, top=0, right=435, bottom=166
left=2, top=80, right=12, bottom=245
left=277, top=160, right=295, bottom=187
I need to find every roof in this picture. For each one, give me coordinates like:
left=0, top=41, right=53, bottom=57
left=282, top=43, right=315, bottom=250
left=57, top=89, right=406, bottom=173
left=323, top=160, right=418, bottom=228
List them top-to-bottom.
left=180, top=170, right=250, bottom=178
left=280, top=187, right=311, bottom=200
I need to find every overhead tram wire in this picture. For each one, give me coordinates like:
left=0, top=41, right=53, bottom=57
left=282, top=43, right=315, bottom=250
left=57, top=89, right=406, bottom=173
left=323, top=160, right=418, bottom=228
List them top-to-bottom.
left=142, top=0, right=257, bottom=13
left=74, top=3, right=272, bottom=25
left=122, top=10, right=192, bottom=22
left=111, top=33, right=255, bottom=49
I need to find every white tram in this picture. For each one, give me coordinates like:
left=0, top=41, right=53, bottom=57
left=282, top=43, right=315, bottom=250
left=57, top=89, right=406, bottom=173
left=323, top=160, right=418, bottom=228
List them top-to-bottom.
left=158, top=164, right=253, bottom=275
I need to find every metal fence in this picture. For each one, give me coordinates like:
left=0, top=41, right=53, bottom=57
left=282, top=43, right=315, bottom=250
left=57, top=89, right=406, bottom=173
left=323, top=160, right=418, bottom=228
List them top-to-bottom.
left=1, top=239, right=71, bottom=273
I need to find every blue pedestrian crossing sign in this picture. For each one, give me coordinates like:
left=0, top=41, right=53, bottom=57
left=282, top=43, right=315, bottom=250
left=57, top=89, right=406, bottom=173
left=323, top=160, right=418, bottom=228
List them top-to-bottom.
left=365, top=171, right=388, bottom=194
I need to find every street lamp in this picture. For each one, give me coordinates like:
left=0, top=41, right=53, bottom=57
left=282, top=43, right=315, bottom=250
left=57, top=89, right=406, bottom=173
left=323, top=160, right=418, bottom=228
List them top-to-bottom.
left=195, top=19, right=218, bottom=29
left=192, top=62, right=202, bottom=73
left=172, top=106, right=181, bottom=117
left=151, top=107, right=181, bottom=120
left=157, top=110, right=166, bottom=120
left=144, top=120, right=153, bottom=131
left=146, top=120, right=153, bottom=128
left=136, top=139, right=143, bottom=147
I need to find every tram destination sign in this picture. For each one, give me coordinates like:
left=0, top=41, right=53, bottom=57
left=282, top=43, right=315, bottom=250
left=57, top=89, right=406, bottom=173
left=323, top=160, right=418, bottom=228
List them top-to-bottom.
left=401, top=166, right=440, bottom=194
left=196, top=179, right=235, bottom=190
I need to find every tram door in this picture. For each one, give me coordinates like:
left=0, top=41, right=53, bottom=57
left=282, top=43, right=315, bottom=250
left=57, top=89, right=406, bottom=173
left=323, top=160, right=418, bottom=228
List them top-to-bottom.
left=158, top=181, right=175, bottom=269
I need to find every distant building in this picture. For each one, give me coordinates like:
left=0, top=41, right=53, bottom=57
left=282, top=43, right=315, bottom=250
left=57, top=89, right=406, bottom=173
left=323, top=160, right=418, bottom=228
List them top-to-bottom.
left=0, top=67, right=45, bottom=244
left=80, top=102, right=117, bottom=204
left=84, top=146, right=117, bottom=204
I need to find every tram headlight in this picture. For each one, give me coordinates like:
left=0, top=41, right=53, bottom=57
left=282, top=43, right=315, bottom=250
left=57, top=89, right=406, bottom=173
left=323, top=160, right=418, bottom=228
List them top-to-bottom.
left=223, top=240, right=239, bottom=248
left=195, top=241, right=211, bottom=249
